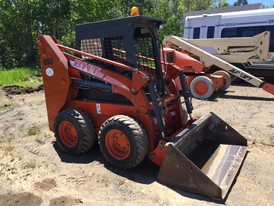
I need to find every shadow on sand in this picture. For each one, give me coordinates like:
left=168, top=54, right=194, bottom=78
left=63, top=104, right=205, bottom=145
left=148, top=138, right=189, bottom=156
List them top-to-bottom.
left=208, top=89, right=273, bottom=102
left=53, top=141, right=235, bottom=203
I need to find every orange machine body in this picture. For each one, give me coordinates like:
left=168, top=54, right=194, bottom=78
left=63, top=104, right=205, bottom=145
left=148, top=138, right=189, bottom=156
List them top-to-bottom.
left=38, top=35, right=186, bottom=160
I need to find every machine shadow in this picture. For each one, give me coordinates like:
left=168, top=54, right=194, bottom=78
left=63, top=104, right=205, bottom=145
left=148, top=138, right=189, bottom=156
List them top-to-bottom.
left=207, top=81, right=274, bottom=101
left=208, top=90, right=274, bottom=101
left=53, top=141, right=235, bottom=202
left=53, top=141, right=158, bottom=185
left=53, top=142, right=105, bottom=164
left=104, top=158, right=159, bottom=185
left=161, top=187, right=226, bottom=204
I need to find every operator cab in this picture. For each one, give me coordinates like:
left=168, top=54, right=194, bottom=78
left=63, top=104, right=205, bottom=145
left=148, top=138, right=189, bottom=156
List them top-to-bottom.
left=75, top=15, right=166, bottom=93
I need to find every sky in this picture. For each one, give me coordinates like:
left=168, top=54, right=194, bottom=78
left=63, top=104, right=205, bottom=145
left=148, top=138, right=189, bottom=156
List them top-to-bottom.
left=227, top=0, right=273, bottom=6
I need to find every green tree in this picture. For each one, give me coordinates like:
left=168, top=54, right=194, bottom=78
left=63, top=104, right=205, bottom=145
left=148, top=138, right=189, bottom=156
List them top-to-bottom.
left=0, top=0, right=230, bottom=68
left=0, top=0, right=37, bottom=67
left=59, top=0, right=121, bottom=47
left=149, top=0, right=183, bottom=38
left=179, top=0, right=214, bottom=13
left=217, top=0, right=229, bottom=8
left=233, top=0, right=248, bottom=6
left=33, top=1, right=71, bottom=39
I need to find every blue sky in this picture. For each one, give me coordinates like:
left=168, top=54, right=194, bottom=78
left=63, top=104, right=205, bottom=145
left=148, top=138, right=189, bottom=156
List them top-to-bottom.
left=227, top=0, right=273, bottom=6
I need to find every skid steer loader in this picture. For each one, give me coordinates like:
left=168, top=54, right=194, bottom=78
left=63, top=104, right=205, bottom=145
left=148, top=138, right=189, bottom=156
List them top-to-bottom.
left=38, top=13, right=247, bottom=200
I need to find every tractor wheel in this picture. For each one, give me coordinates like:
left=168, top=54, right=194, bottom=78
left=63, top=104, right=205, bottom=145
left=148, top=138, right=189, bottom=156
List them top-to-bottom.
left=213, top=70, right=231, bottom=91
left=190, top=76, right=214, bottom=99
left=54, top=109, right=96, bottom=155
left=98, top=115, right=148, bottom=169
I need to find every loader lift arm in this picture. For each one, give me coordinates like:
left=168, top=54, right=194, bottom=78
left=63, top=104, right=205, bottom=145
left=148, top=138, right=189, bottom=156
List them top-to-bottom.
left=163, top=35, right=274, bottom=96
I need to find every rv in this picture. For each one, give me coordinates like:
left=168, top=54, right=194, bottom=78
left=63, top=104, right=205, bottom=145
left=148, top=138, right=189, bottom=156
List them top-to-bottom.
left=183, top=8, right=274, bottom=81
left=184, top=8, right=274, bottom=53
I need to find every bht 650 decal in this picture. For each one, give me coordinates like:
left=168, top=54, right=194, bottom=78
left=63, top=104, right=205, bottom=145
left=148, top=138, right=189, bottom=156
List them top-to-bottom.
left=43, top=58, right=53, bottom=65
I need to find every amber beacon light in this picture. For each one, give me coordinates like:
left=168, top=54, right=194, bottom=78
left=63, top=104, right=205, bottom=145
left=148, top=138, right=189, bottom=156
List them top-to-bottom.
left=131, top=7, right=139, bottom=16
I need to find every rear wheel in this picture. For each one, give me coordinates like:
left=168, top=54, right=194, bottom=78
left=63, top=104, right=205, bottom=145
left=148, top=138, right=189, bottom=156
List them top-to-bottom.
left=213, top=70, right=231, bottom=91
left=231, top=75, right=242, bottom=84
left=190, top=76, right=214, bottom=99
left=54, top=109, right=96, bottom=155
left=98, top=115, right=148, bottom=169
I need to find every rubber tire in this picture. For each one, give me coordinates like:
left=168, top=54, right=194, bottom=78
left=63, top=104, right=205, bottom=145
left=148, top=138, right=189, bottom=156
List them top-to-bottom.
left=213, top=70, right=231, bottom=91
left=231, top=75, right=242, bottom=84
left=190, top=76, right=214, bottom=99
left=181, top=106, right=189, bottom=125
left=54, top=109, right=96, bottom=155
left=98, top=115, right=148, bottom=169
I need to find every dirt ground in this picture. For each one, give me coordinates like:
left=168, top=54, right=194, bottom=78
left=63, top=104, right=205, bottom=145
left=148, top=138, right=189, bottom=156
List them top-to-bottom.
left=0, top=84, right=273, bottom=206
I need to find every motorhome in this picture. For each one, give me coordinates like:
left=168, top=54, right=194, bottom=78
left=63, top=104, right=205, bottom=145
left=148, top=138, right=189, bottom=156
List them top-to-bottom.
left=183, top=8, right=274, bottom=81
left=184, top=8, right=274, bottom=53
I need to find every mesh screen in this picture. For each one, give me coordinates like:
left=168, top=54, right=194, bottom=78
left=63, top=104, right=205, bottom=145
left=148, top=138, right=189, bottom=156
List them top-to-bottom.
left=80, top=35, right=156, bottom=72
left=135, top=36, right=156, bottom=73
left=80, top=37, right=125, bottom=61
left=81, top=38, right=102, bottom=57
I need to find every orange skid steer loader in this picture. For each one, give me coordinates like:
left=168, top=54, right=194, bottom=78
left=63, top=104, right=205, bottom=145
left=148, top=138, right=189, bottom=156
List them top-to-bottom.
left=38, top=15, right=247, bottom=199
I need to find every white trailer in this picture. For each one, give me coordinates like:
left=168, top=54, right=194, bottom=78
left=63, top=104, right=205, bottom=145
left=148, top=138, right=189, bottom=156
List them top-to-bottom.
left=183, top=8, right=274, bottom=81
left=184, top=8, right=274, bottom=50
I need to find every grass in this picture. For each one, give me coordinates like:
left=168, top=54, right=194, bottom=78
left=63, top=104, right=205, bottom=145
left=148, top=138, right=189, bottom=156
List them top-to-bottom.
left=0, top=68, right=42, bottom=88
left=0, top=101, right=15, bottom=115
left=26, top=125, right=40, bottom=136
left=0, top=136, right=15, bottom=153
left=1, top=144, right=15, bottom=153
left=22, top=160, right=37, bottom=169
left=75, top=198, right=83, bottom=204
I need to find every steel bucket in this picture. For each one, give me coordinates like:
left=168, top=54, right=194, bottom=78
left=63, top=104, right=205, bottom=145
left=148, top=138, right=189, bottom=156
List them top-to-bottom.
left=158, top=112, right=247, bottom=199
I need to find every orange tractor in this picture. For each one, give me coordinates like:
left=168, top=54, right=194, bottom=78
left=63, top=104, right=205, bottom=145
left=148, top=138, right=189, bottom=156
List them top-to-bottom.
left=38, top=15, right=247, bottom=199
left=162, top=35, right=274, bottom=99
left=161, top=47, right=231, bottom=99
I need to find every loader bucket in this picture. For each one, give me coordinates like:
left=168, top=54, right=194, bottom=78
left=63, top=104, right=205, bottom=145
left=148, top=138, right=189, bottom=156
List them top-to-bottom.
left=158, top=112, right=247, bottom=200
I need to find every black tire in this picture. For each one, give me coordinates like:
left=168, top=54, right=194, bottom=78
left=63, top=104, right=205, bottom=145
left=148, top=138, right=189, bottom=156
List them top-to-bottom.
left=213, top=70, right=231, bottom=91
left=231, top=75, right=242, bottom=84
left=190, top=76, right=214, bottom=99
left=181, top=106, right=189, bottom=125
left=54, top=109, right=96, bottom=155
left=98, top=115, right=148, bottom=169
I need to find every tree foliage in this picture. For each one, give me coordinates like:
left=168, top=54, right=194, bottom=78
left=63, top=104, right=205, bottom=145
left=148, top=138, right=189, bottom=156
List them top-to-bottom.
left=0, top=0, right=230, bottom=68
left=233, top=0, right=248, bottom=6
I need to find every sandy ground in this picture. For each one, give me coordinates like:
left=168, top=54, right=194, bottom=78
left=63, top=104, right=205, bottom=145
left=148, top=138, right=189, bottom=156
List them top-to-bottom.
left=0, top=84, right=273, bottom=206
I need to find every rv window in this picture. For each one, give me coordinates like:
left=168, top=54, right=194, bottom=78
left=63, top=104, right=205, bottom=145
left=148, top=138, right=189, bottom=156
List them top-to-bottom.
left=207, top=26, right=215, bottom=38
left=240, top=26, right=264, bottom=37
left=193, top=27, right=200, bottom=39
left=221, top=28, right=238, bottom=38
left=241, top=28, right=256, bottom=37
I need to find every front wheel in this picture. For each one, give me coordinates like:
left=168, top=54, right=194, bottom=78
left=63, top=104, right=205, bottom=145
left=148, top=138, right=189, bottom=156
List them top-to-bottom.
left=98, top=115, right=148, bottom=169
